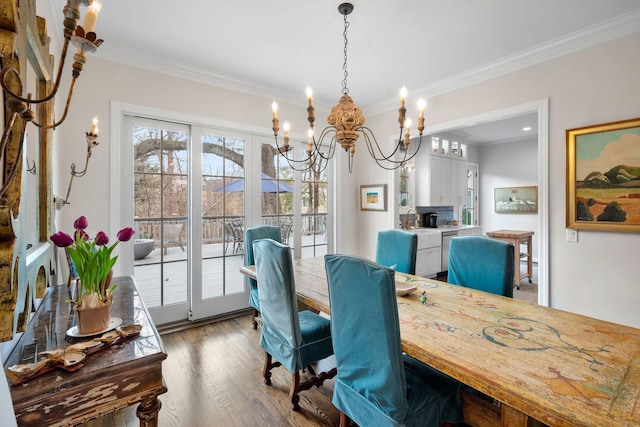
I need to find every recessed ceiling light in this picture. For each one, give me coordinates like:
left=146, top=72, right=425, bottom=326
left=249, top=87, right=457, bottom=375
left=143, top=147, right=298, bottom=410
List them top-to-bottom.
left=522, top=126, right=532, bottom=131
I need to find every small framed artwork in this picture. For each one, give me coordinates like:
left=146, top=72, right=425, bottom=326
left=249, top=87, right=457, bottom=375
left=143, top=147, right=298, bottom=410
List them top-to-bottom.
left=566, top=117, right=640, bottom=232
left=360, top=184, right=387, bottom=211
left=494, top=186, right=538, bottom=214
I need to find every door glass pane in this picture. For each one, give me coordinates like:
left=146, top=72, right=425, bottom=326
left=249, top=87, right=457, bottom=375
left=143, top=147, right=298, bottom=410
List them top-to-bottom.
left=133, top=125, right=189, bottom=308
left=202, top=134, right=245, bottom=300
left=261, top=141, right=294, bottom=246
left=301, top=154, right=328, bottom=258
left=463, top=166, right=476, bottom=226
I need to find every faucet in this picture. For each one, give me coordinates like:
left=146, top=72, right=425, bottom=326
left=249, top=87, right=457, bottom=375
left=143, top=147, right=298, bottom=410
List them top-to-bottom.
left=404, top=208, right=417, bottom=230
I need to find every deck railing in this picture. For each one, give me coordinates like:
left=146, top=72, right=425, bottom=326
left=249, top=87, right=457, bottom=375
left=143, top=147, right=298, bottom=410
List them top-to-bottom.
left=134, top=214, right=326, bottom=247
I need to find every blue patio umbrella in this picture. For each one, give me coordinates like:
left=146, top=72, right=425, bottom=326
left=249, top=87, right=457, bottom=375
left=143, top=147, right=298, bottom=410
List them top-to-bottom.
left=217, top=173, right=293, bottom=193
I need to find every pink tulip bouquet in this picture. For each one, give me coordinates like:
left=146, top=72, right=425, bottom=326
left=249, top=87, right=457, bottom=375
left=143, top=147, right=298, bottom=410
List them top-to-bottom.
left=50, top=216, right=135, bottom=308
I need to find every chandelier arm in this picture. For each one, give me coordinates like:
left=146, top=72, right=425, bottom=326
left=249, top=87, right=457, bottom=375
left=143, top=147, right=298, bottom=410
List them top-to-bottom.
left=360, top=126, right=404, bottom=161
left=313, top=127, right=338, bottom=161
left=360, top=129, right=424, bottom=170
left=273, top=135, right=324, bottom=173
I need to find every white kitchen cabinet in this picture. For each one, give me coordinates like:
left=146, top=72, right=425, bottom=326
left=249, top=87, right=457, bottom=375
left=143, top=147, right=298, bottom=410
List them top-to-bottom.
left=416, top=154, right=467, bottom=207
left=415, top=231, right=441, bottom=278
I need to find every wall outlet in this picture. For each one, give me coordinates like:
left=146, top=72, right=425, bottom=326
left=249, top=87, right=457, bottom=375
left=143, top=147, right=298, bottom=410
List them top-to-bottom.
left=566, top=228, right=578, bottom=243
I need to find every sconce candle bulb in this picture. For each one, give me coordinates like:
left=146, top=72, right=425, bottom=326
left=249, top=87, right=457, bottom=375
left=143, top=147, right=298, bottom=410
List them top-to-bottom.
left=81, top=0, right=102, bottom=33
left=90, top=116, right=98, bottom=135
left=55, top=120, right=101, bottom=209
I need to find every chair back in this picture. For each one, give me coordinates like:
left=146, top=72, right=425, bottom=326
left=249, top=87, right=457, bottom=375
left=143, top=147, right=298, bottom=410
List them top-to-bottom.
left=245, top=225, right=282, bottom=307
left=375, top=229, right=418, bottom=274
left=448, top=235, right=515, bottom=297
left=253, top=238, right=302, bottom=372
left=325, top=254, right=408, bottom=423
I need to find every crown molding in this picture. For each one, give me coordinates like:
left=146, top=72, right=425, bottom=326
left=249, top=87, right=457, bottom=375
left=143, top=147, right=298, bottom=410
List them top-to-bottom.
left=59, top=7, right=640, bottom=114
left=366, top=9, right=640, bottom=115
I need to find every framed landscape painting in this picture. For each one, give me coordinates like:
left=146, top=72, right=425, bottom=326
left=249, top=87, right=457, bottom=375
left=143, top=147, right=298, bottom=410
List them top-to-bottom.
left=566, top=117, right=640, bottom=232
left=360, top=184, right=387, bottom=211
left=494, top=186, right=538, bottom=213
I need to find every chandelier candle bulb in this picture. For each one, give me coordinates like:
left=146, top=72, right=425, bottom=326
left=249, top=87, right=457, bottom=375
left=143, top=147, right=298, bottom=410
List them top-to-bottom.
left=82, top=0, right=102, bottom=33
left=306, top=86, right=313, bottom=105
left=398, top=86, right=407, bottom=127
left=306, top=87, right=316, bottom=127
left=417, top=98, right=426, bottom=134
left=271, top=102, right=279, bottom=136
left=404, top=119, right=411, bottom=148
left=283, top=121, right=290, bottom=151
left=307, top=128, right=314, bottom=153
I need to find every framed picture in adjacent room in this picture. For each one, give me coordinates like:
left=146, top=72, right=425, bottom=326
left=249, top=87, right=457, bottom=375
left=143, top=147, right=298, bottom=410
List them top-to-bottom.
left=566, top=117, right=640, bottom=232
left=360, top=184, right=387, bottom=211
left=494, top=186, right=538, bottom=214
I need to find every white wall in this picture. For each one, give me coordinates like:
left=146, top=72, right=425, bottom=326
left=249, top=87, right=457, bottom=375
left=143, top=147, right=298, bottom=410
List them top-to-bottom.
left=34, top=2, right=640, bottom=331
left=359, top=32, right=640, bottom=328
left=479, top=138, right=539, bottom=259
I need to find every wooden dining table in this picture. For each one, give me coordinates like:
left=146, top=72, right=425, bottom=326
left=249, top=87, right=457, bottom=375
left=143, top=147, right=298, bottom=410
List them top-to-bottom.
left=241, top=256, right=640, bottom=427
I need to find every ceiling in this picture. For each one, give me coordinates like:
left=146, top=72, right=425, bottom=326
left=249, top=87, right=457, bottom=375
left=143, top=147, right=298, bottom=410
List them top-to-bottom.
left=48, top=0, right=640, bottom=143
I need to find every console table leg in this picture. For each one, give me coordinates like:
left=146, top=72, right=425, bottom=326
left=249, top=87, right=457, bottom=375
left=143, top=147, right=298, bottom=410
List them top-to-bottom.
left=137, top=396, right=162, bottom=427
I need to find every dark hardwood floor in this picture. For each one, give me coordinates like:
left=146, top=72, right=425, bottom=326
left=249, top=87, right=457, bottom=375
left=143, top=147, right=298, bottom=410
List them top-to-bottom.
left=86, top=314, right=340, bottom=427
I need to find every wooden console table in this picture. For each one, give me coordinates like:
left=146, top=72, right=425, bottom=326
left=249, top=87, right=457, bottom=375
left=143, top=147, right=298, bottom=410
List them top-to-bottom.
left=486, top=230, right=534, bottom=288
left=3, top=276, right=167, bottom=426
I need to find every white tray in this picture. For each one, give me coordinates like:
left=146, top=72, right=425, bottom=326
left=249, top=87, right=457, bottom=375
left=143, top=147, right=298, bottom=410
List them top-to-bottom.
left=396, top=283, right=417, bottom=296
left=67, top=317, right=122, bottom=338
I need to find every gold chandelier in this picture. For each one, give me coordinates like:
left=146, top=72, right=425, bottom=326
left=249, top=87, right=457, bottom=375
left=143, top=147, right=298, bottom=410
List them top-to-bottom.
left=0, top=0, right=103, bottom=202
left=271, top=2, right=425, bottom=173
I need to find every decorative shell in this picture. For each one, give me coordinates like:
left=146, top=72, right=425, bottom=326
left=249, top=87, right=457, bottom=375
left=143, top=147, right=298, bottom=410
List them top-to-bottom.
left=117, top=324, right=142, bottom=337
left=97, top=330, right=120, bottom=344
left=67, top=339, right=102, bottom=352
left=39, top=349, right=86, bottom=367
left=60, top=350, right=86, bottom=367
left=6, top=359, right=49, bottom=380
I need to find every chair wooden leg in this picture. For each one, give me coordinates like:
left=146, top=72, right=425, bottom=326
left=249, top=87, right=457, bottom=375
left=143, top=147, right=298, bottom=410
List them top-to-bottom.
left=252, top=308, right=260, bottom=329
left=263, top=352, right=281, bottom=386
left=289, top=366, right=337, bottom=411
left=290, top=371, right=301, bottom=411
left=339, top=412, right=352, bottom=427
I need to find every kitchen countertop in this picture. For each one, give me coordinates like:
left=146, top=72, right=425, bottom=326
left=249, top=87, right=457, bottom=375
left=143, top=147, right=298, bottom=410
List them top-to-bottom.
left=406, top=225, right=480, bottom=234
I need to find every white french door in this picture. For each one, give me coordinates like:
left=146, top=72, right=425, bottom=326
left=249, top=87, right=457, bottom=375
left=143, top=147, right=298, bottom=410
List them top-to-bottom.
left=115, top=106, right=334, bottom=326
left=124, top=116, right=253, bottom=324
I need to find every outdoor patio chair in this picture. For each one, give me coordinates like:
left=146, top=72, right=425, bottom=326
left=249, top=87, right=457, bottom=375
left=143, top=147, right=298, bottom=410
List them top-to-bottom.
left=163, top=223, right=185, bottom=255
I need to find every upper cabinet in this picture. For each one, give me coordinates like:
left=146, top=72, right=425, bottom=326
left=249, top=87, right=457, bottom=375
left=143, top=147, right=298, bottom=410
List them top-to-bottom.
left=416, top=136, right=467, bottom=207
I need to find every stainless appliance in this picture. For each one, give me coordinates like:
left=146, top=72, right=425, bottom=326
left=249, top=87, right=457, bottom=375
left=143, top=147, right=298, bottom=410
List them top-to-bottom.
left=421, top=212, right=438, bottom=228
left=441, top=231, right=458, bottom=272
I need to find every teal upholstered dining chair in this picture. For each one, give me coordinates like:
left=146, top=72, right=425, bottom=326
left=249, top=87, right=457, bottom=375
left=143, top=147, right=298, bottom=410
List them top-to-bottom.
left=245, top=225, right=282, bottom=329
left=375, top=229, right=418, bottom=274
left=448, top=235, right=515, bottom=297
left=253, top=238, right=337, bottom=411
left=324, top=254, right=464, bottom=427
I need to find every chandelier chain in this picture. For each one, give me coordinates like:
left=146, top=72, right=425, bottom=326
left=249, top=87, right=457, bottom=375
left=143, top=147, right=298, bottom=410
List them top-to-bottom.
left=342, top=12, right=349, bottom=95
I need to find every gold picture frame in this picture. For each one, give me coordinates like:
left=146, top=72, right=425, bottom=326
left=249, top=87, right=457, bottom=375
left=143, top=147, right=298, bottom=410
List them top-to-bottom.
left=566, top=117, right=640, bottom=232
left=360, top=184, right=387, bottom=211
